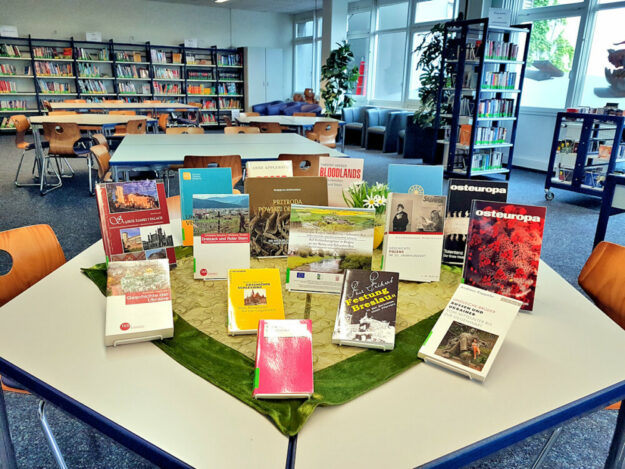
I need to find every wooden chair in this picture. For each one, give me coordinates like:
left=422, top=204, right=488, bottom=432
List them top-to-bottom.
left=304, top=88, right=317, bottom=104
left=63, top=99, right=86, bottom=103
left=103, top=99, right=123, bottom=103
left=42, top=101, right=52, bottom=112
left=47, top=111, right=78, bottom=116
left=240, top=112, right=260, bottom=118
left=293, top=112, right=316, bottom=117
left=158, top=113, right=170, bottom=132
left=10, top=115, right=50, bottom=189
left=222, top=115, right=233, bottom=126
left=113, top=118, right=147, bottom=137
left=306, top=121, right=339, bottom=148
left=252, top=122, right=282, bottom=133
left=165, top=126, right=204, bottom=134
left=224, top=126, right=260, bottom=134
left=91, top=133, right=109, bottom=150
left=90, top=144, right=113, bottom=183
left=277, top=153, right=329, bottom=177
left=183, top=155, right=242, bottom=188
left=166, top=195, right=181, bottom=220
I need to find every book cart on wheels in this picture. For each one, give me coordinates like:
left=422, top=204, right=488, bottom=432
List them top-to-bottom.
left=434, top=18, right=530, bottom=180
left=544, top=111, right=625, bottom=201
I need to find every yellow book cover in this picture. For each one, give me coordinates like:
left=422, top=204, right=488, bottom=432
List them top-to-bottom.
left=227, top=268, right=285, bottom=335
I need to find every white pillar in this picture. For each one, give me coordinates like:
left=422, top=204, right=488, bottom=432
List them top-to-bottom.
left=321, top=0, right=349, bottom=65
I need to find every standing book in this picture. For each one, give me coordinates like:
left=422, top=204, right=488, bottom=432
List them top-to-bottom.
left=318, top=156, right=364, bottom=207
left=245, top=160, right=293, bottom=178
left=387, top=164, right=444, bottom=196
left=179, top=168, right=233, bottom=246
left=245, top=177, right=328, bottom=257
left=443, top=179, right=509, bottom=265
left=95, top=180, right=176, bottom=265
left=382, top=193, right=446, bottom=282
left=192, top=194, right=250, bottom=280
left=463, top=201, right=546, bottom=311
left=286, top=205, right=375, bottom=294
left=105, top=259, right=174, bottom=346
left=227, top=268, right=285, bottom=335
left=332, top=269, right=399, bottom=350
left=418, top=283, right=522, bottom=381
left=253, top=319, right=314, bottom=399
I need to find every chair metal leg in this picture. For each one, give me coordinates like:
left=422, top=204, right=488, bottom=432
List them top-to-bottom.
left=15, top=150, right=42, bottom=187
left=88, top=155, right=94, bottom=195
left=39, top=156, right=63, bottom=196
left=56, top=158, right=74, bottom=179
left=0, top=386, right=17, bottom=469
left=606, top=400, right=625, bottom=469
left=37, top=401, right=68, bottom=469
left=531, top=426, right=563, bottom=469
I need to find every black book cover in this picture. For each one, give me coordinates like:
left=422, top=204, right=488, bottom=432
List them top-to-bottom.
left=443, top=179, right=508, bottom=265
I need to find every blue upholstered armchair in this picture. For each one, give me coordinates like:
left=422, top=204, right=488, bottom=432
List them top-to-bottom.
left=251, top=100, right=283, bottom=115
left=341, top=106, right=373, bottom=147
left=364, top=108, right=401, bottom=151
left=384, top=111, right=413, bottom=154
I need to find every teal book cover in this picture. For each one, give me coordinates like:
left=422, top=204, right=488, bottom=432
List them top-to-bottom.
left=387, top=165, right=444, bottom=196
left=179, top=168, right=232, bottom=245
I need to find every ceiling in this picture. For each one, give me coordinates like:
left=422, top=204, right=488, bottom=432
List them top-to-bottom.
left=150, top=0, right=320, bottom=14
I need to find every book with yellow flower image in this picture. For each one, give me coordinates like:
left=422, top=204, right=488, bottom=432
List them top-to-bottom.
left=342, top=181, right=389, bottom=249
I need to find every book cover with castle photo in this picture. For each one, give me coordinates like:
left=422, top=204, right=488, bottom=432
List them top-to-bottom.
left=95, top=180, right=176, bottom=266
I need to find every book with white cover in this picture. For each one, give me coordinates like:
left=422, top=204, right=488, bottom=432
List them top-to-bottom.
left=318, top=156, right=364, bottom=207
left=245, top=160, right=293, bottom=178
left=382, top=193, right=446, bottom=282
left=105, top=259, right=173, bottom=347
left=418, top=284, right=522, bottom=382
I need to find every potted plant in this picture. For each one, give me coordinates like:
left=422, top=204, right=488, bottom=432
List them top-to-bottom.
left=321, top=41, right=359, bottom=118
left=343, top=181, right=389, bottom=249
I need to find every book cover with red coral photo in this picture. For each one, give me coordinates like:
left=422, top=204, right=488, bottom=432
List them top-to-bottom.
left=462, top=201, right=546, bottom=311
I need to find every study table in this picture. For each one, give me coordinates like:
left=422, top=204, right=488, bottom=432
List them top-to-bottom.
left=48, top=102, right=198, bottom=112
left=109, top=133, right=345, bottom=181
left=0, top=242, right=624, bottom=468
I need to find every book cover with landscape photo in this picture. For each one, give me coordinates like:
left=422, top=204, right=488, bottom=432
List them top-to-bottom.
left=95, top=180, right=176, bottom=266
left=462, top=201, right=546, bottom=311
left=286, top=205, right=375, bottom=294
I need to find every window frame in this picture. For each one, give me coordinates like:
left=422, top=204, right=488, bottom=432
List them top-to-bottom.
left=293, top=13, right=323, bottom=93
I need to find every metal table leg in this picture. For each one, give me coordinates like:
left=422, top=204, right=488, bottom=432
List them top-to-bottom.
left=0, top=386, right=17, bottom=469
left=606, top=400, right=625, bottom=469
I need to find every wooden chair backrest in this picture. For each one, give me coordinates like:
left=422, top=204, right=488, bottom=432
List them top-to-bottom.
left=64, top=99, right=87, bottom=103
left=104, top=99, right=123, bottom=103
left=144, top=100, right=162, bottom=104
left=42, top=101, right=52, bottom=111
left=109, top=110, right=136, bottom=116
left=48, top=111, right=78, bottom=115
left=241, top=112, right=260, bottom=117
left=293, top=112, right=316, bottom=117
left=158, top=113, right=169, bottom=132
left=9, top=115, right=29, bottom=149
left=222, top=115, right=233, bottom=126
left=125, top=119, right=147, bottom=134
left=310, top=121, right=338, bottom=147
left=42, top=122, right=82, bottom=155
left=252, top=122, right=282, bottom=133
left=224, top=126, right=260, bottom=134
left=165, top=127, right=204, bottom=134
left=91, top=133, right=109, bottom=150
left=90, top=144, right=111, bottom=179
left=277, top=153, right=329, bottom=177
left=183, top=155, right=242, bottom=187
left=166, top=195, right=181, bottom=220
left=0, top=224, right=66, bottom=306
left=579, top=241, right=625, bottom=330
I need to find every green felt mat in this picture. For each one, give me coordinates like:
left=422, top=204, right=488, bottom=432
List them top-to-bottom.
left=82, top=247, right=456, bottom=436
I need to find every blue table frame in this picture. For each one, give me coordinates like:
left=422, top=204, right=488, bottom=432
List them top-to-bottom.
left=594, top=174, right=625, bottom=248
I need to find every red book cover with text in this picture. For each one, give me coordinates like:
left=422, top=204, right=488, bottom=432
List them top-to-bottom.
left=95, top=180, right=176, bottom=266
left=462, top=201, right=546, bottom=311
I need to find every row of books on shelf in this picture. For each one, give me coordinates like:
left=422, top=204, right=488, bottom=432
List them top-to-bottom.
left=484, top=40, right=519, bottom=60
left=0, top=44, right=21, bottom=57
left=32, top=46, right=72, bottom=59
left=75, top=47, right=109, bottom=61
left=151, top=50, right=182, bottom=64
left=115, top=51, right=144, bottom=63
left=217, top=54, right=241, bottom=66
left=186, top=55, right=213, bottom=66
left=33, top=62, right=72, bottom=77
left=78, top=63, right=108, bottom=78
left=0, top=64, right=18, bottom=75
left=116, top=64, right=149, bottom=79
left=154, top=68, right=180, bottom=79
left=188, top=71, right=213, bottom=80
left=483, top=71, right=517, bottom=89
left=219, top=72, right=241, bottom=80
left=38, top=80, right=72, bottom=93
left=78, top=80, right=107, bottom=94
left=0, top=81, right=17, bottom=93
left=153, top=82, right=180, bottom=94
left=118, top=83, right=151, bottom=94
left=218, top=83, right=238, bottom=95
left=188, top=84, right=215, bottom=95
left=219, top=97, right=241, bottom=109
left=477, top=98, right=515, bottom=117
left=0, top=99, right=28, bottom=110
left=198, top=100, right=216, bottom=109
left=200, top=114, right=217, bottom=124
left=0, top=117, right=16, bottom=128
left=458, top=124, right=509, bottom=145
left=471, top=151, right=504, bottom=170
left=98, top=167, right=543, bottom=383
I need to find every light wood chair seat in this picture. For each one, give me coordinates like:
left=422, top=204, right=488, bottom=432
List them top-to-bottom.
left=293, top=112, right=316, bottom=117
left=306, top=121, right=338, bottom=148
left=251, top=122, right=282, bottom=133
left=224, top=126, right=260, bottom=134
left=165, top=127, right=204, bottom=134
left=90, top=144, right=113, bottom=183
left=277, top=153, right=329, bottom=177
left=183, top=155, right=242, bottom=188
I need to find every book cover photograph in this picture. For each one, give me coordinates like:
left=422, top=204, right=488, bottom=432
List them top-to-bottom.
left=318, top=156, right=364, bottom=207
left=245, top=160, right=293, bottom=178
left=387, top=164, right=444, bottom=196
left=179, top=167, right=233, bottom=246
left=245, top=177, right=328, bottom=257
left=443, top=179, right=509, bottom=265
left=95, top=180, right=177, bottom=266
left=382, top=193, right=446, bottom=282
left=192, top=194, right=250, bottom=280
left=463, top=201, right=546, bottom=310
left=286, top=205, right=375, bottom=294
left=105, top=259, right=174, bottom=346
left=227, top=268, right=285, bottom=335
left=332, top=269, right=399, bottom=350
left=418, top=284, right=522, bottom=381
left=253, top=319, right=314, bottom=399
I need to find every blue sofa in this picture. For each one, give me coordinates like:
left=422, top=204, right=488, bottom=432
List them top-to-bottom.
left=251, top=100, right=283, bottom=115
left=341, top=106, right=374, bottom=147
left=364, top=108, right=403, bottom=151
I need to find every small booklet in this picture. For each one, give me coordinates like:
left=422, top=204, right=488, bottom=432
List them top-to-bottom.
left=318, top=156, right=364, bottom=207
left=245, top=160, right=293, bottom=178
left=387, top=164, right=444, bottom=196
left=179, top=168, right=232, bottom=246
left=443, top=179, right=508, bottom=265
left=95, top=180, right=176, bottom=266
left=382, top=193, right=447, bottom=282
left=192, top=194, right=250, bottom=280
left=463, top=201, right=546, bottom=311
left=286, top=205, right=375, bottom=294
left=105, top=259, right=174, bottom=347
left=227, top=268, right=285, bottom=335
left=332, top=269, right=399, bottom=350
left=418, top=284, right=522, bottom=382
left=253, top=319, right=314, bottom=399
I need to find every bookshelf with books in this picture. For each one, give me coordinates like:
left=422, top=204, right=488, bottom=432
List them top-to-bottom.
left=434, top=18, right=531, bottom=179
left=30, top=37, right=79, bottom=108
left=74, top=39, right=115, bottom=98
left=112, top=41, right=152, bottom=100
left=150, top=44, right=185, bottom=103
left=184, top=46, right=217, bottom=125
left=215, top=48, right=244, bottom=126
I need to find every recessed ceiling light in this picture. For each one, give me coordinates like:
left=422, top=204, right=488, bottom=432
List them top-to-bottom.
left=215, top=0, right=230, bottom=3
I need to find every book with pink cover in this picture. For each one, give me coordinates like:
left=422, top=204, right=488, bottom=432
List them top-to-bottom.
left=253, top=319, right=313, bottom=399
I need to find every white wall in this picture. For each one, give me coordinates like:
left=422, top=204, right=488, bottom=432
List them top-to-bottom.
left=2, top=0, right=293, bottom=98
left=514, top=109, right=558, bottom=171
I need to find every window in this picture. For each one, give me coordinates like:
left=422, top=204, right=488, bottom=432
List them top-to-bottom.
left=414, top=0, right=455, bottom=23
left=522, top=0, right=582, bottom=8
left=377, top=2, right=409, bottom=30
left=348, top=11, right=371, bottom=34
left=294, top=16, right=323, bottom=92
left=296, top=21, right=313, bottom=38
left=373, top=31, right=406, bottom=100
left=408, top=31, right=430, bottom=100
left=348, top=37, right=369, bottom=96
left=295, top=43, right=313, bottom=91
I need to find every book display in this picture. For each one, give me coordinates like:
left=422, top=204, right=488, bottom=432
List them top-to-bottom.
left=318, top=157, right=364, bottom=207
left=245, top=160, right=293, bottom=178
left=387, top=164, right=444, bottom=196
left=443, top=179, right=508, bottom=265
left=95, top=180, right=176, bottom=266
left=382, top=193, right=447, bottom=282
left=193, top=194, right=250, bottom=280
left=286, top=205, right=375, bottom=294
left=105, top=259, right=174, bottom=346
left=418, top=283, right=522, bottom=381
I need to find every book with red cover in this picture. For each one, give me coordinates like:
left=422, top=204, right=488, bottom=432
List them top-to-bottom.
left=95, top=180, right=176, bottom=266
left=462, top=201, right=546, bottom=311
left=253, top=319, right=313, bottom=399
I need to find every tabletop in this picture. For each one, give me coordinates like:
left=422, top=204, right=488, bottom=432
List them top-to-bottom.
left=48, top=103, right=197, bottom=111
left=29, top=115, right=157, bottom=125
left=236, top=116, right=341, bottom=127
left=109, top=133, right=345, bottom=166
left=0, top=241, right=289, bottom=469
left=294, top=262, right=625, bottom=468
